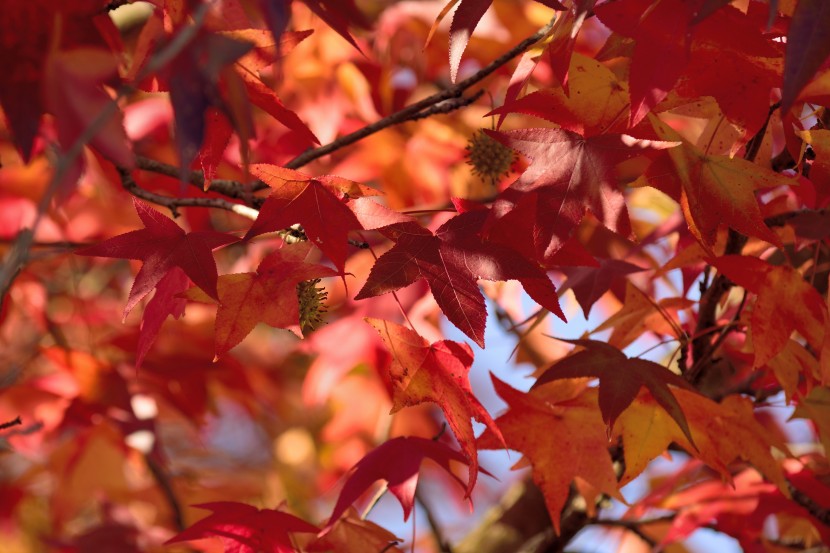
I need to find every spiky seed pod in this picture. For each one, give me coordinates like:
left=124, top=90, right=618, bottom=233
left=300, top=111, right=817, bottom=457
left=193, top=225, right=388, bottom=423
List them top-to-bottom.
left=465, top=130, right=515, bottom=186
left=297, top=278, right=328, bottom=336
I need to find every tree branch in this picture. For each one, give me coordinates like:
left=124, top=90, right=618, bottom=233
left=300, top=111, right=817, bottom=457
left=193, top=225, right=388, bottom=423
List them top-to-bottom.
left=283, top=18, right=556, bottom=170
left=687, top=102, right=780, bottom=384
left=133, top=156, right=266, bottom=202
left=117, top=167, right=259, bottom=221
left=144, top=453, right=187, bottom=533
left=454, top=479, right=554, bottom=553
left=589, top=516, right=681, bottom=548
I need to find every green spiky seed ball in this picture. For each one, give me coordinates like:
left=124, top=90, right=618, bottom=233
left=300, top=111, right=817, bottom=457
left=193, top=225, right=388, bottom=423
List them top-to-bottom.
left=465, top=130, right=515, bottom=185
left=297, top=279, right=328, bottom=336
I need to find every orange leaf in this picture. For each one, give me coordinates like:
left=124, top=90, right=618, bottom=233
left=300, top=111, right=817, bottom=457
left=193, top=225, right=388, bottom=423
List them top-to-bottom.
left=645, top=114, right=788, bottom=251
left=185, top=243, right=337, bottom=358
left=714, top=255, right=828, bottom=368
left=594, top=281, right=691, bottom=350
left=365, top=318, right=503, bottom=494
left=533, top=339, right=697, bottom=444
left=478, top=376, right=623, bottom=532
left=615, top=389, right=790, bottom=491
left=309, top=507, right=402, bottom=553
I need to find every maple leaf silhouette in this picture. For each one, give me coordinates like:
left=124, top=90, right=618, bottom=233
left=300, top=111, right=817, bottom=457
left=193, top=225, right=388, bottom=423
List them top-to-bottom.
left=165, top=31, right=254, bottom=170
left=77, top=198, right=237, bottom=317
left=356, top=210, right=565, bottom=347
left=558, top=258, right=647, bottom=317
left=366, top=318, right=504, bottom=493
left=533, top=339, right=697, bottom=444
left=166, top=502, right=318, bottom=553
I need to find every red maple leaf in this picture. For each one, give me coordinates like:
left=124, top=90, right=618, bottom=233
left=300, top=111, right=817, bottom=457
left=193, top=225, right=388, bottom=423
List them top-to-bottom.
left=0, top=0, right=119, bottom=160
left=441, top=0, right=565, bottom=82
left=594, top=0, right=698, bottom=125
left=781, top=0, right=830, bottom=112
left=675, top=5, right=782, bottom=142
left=485, top=128, right=676, bottom=262
left=244, top=164, right=401, bottom=272
left=76, top=198, right=237, bottom=316
left=356, top=210, right=565, bottom=347
left=184, top=243, right=338, bottom=358
left=713, top=255, right=829, bottom=369
left=558, top=258, right=646, bottom=317
left=135, top=267, right=189, bottom=370
left=365, top=318, right=504, bottom=493
left=533, top=339, right=697, bottom=443
left=478, top=375, right=623, bottom=533
left=326, top=436, right=473, bottom=528
left=165, top=502, right=319, bottom=553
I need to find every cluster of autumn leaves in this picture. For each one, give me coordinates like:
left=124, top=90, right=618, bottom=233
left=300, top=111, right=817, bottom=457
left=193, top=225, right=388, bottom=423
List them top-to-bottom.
left=2, top=0, right=830, bottom=551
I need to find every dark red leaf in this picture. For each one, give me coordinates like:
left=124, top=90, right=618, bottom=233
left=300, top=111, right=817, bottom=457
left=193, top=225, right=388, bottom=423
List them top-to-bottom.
left=781, top=0, right=830, bottom=112
left=485, top=128, right=675, bottom=262
left=76, top=198, right=237, bottom=316
left=356, top=210, right=565, bottom=347
left=533, top=339, right=697, bottom=443
left=326, top=436, right=472, bottom=527
left=166, top=502, right=318, bottom=553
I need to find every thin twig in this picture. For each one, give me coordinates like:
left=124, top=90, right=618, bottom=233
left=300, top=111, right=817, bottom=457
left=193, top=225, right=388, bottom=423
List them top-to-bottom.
left=284, top=17, right=557, bottom=170
left=407, top=90, right=485, bottom=122
left=134, top=156, right=267, bottom=201
left=687, top=230, right=747, bottom=384
left=688, top=290, right=747, bottom=380
left=0, top=416, right=22, bottom=431
left=144, top=453, right=187, bottom=533
left=787, top=479, right=830, bottom=527
left=415, top=488, right=453, bottom=553
left=591, top=518, right=663, bottom=548
left=379, top=542, right=402, bottom=553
